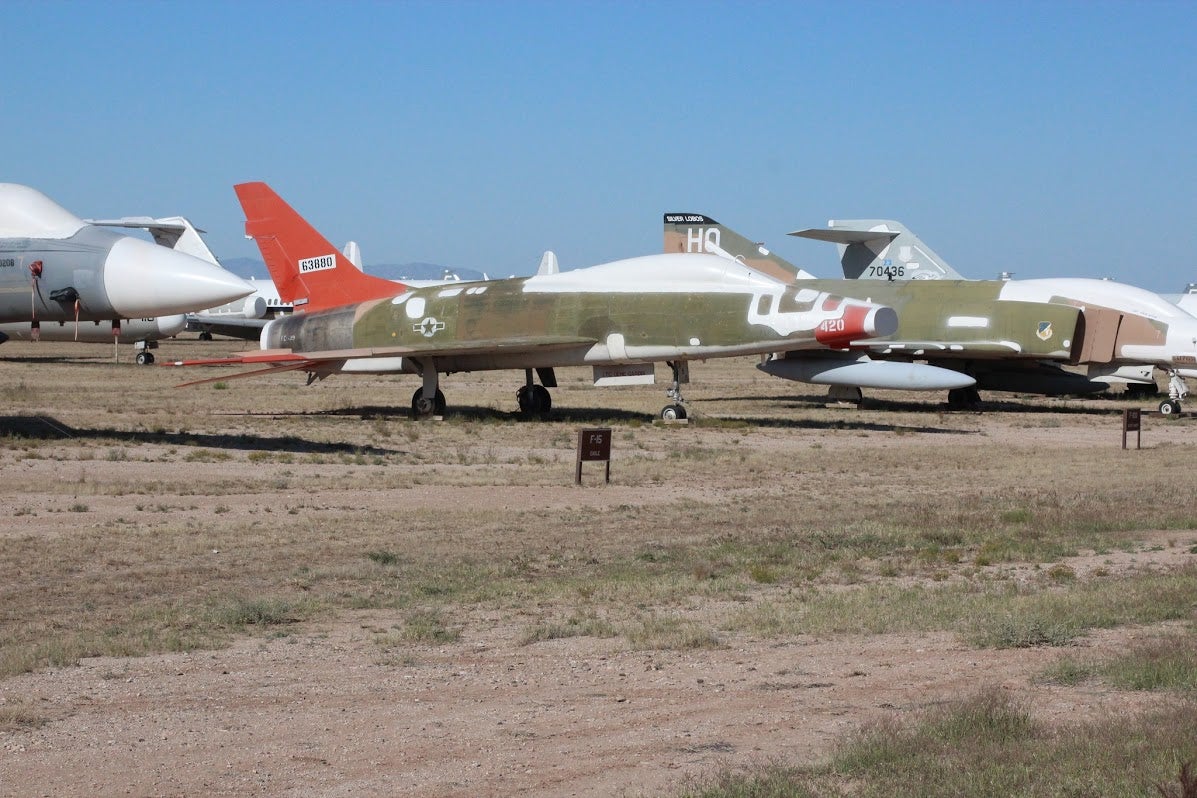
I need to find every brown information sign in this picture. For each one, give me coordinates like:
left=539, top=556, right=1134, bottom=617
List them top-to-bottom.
left=1122, top=408, right=1141, bottom=450
left=576, top=427, right=612, bottom=484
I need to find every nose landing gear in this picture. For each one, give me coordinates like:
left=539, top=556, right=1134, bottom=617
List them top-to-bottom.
left=661, top=360, right=689, bottom=421
left=1158, top=370, right=1190, bottom=416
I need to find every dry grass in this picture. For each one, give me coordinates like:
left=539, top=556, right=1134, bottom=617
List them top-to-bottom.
left=2, top=340, right=1195, bottom=681
left=680, top=691, right=1197, bottom=797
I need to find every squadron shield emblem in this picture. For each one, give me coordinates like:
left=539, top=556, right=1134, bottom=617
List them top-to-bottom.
left=1036, top=321, right=1053, bottom=341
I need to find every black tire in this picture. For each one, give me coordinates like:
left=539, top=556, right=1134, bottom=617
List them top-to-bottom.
left=198, top=331, right=213, bottom=341
left=135, top=351, right=153, bottom=366
left=531, top=384, right=551, bottom=414
left=517, top=385, right=552, bottom=415
left=411, top=388, right=446, bottom=418
left=1159, top=399, right=1180, bottom=416
left=661, top=404, right=687, bottom=421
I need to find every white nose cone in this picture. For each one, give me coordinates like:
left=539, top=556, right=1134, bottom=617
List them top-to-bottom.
left=103, top=237, right=254, bottom=317
left=155, top=314, right=188, bottom=337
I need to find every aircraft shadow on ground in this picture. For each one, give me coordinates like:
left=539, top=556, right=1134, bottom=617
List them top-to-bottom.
left=0, top=355, right=128, bottom=366
left=713, top=391, right=1146, bottom=417
left=288, top=404, right=969, bottom=435
left=299, top=404, right=655, bottom=425
left=710, top=414, right=972, bottom=435
left=0, top=415, right=402, bottom=455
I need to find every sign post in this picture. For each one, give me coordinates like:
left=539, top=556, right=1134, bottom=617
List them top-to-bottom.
left=1122, top=408, right=1141, bottom=450
left=576, top=428, right=612, bottom=484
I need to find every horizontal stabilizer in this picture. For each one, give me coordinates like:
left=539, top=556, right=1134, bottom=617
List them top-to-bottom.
left=86, top=216, right=220, bottom=265
left=790, top=220, right=965, bottom=281
left=790, top=228, right=899, bottom=246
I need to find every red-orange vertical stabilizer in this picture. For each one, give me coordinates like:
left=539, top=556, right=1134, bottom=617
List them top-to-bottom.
left=234, top=182, right=404, bottom=313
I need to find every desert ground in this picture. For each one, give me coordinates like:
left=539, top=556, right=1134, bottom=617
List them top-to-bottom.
left=1, top=337, right=1195, bottom=797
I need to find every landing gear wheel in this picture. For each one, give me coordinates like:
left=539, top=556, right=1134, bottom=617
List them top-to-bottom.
left=198, top=331, right=213, bottom=341
left=135, top=351, right=155, bottom=365
left=517, top=384, right=552, bottom=415
left=531, top=384, right=551, bottom=414
left=948, top=387, right=981, bottom=410
left=411, top=388, right=447, bottom=419
left=1159, top=399, right=1181, bottom=416
left=661, top=403, right=687, bottom=421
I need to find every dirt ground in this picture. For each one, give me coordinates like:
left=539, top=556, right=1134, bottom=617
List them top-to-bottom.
left=1, top=339, right=1195, bottom=797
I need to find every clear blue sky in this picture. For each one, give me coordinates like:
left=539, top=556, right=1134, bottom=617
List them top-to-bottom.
left=5, top=0, right=1194, bottom=291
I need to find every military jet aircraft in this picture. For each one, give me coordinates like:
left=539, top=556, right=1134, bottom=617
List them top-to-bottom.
left=170, top=183, right=898, bottom=419
left=0, top=184, right=253, bottom=343
left=665, top=213, right=1197, bottom=413
left=790, top=219, right=1197, bottom=413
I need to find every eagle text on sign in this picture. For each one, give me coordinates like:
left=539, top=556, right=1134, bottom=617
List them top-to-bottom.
left=576, top=428, right=612, bottom=484
left=579, top=428, right=612, bottom=461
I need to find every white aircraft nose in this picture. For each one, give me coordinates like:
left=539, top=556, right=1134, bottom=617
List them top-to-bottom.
left=103, top=237, right=254, bottom=317
left=155, top=314, right=188, bottom=337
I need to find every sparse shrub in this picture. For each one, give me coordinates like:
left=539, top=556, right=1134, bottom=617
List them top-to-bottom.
left=1000, top=508, right=1032, bottom=524
left=367, top=550, right=400, bottom=567
left=1047, top=563, right=1077, bottom=582
left=748, top=564, right=777, bottom=584
left=212, top=597, right=299, bottom=627
left=401, top=609, right=460, bottom=644
left=520, top=612, right=616, bottom=645
left=970, top=613, right=1080, bottom=649
left=626, top=615, right=721, bottom=650
left=0, top=701, right=49, bottom=732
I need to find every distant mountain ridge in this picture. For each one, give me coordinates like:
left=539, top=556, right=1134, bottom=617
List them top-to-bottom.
left=220, top=257, right=487, bottom=282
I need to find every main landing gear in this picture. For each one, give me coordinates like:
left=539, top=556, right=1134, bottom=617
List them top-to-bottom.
left=661, top=360, right=689, bottom=421
left=410, top=361, right=446, bottom=419
left=411, top=367, right=562, bottom=420
left=516, top=368, right=556, bottom=416
left=1158, top=370, right=1190, bottom=416
left=947, top=386, right=982, bottom=410
left=411, top=387, right=446, bottom=418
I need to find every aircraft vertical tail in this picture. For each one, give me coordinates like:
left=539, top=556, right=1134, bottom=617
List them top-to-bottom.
left=234, top=182, right=402, bottom=312
left=663, top=213, right=810, bottom=283
left=789, top=220, right=966, bottom=281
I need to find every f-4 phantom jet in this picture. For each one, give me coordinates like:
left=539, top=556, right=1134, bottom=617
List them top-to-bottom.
left=170, top=183, right=898, bottom=419
left=665, top=214, right=1197, bottom=413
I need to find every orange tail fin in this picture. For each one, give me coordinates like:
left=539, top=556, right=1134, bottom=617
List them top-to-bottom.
left=234, top=182, right=404, bottom=312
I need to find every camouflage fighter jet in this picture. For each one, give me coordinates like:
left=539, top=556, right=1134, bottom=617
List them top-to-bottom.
left=170, top=183, right=898, bottom=420
left=0, top=184, right=253, bottom=345
left=665, top=214, right=1197, bottom=413
left=791, top=219, right=1197, bottom=413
